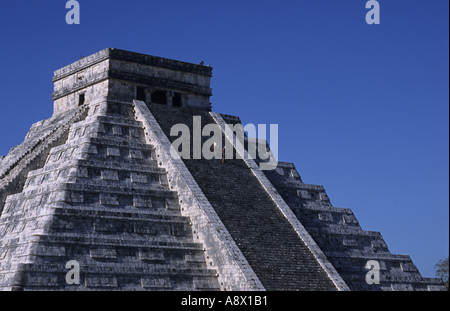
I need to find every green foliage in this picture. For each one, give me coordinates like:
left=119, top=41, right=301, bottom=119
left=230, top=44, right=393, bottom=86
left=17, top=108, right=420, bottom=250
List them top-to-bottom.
left=435, top=257, right=449, bottom=289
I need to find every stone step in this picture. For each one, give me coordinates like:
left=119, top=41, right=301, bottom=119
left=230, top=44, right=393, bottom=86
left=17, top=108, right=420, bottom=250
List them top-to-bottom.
left=74, top=115, right=144, bottom=128
left=68, top=117, right=144, bottom=137
left=70, top=136, right=154, bottom=152
left=46, top=140, right=153, bottom=160
left=27, top=159, right=163, bottom=181
left=23, top=171, right=167, bottom=193
left=8, top=181, right=177, bottom=199
left=2, top=187, right=177, bottom=215
left=294, top=204, right=354, bottom=214
left=53, top=206, right=187, bottom=221
left=44, top=215, right=192, bottom=238
left=305, top=225, right=383, bottom=237
left=29, top=234, right=204, bottom=250
left=29, top=244, right=209, bottom=267
left=325, top=251, right=411, bottom=261
left=11, top=261, right=220, bottom=290
left=19, top=262, right=218, bottom=277
left=342, top=271, right=424, bottom=283
left=18, top=272, right=220, bottom=291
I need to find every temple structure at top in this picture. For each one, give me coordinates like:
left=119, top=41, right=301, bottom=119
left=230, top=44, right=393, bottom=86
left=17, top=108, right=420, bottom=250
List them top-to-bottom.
left=52, top=48, right=213, bottom=115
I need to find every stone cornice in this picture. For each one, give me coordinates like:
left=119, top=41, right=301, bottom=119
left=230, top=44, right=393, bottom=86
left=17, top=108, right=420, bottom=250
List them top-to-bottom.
left=52, top=48, right=212, bottom=83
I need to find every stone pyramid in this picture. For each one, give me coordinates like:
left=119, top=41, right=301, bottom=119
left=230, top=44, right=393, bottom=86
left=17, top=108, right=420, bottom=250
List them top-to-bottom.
left=0, top=48, right=446, bottom=291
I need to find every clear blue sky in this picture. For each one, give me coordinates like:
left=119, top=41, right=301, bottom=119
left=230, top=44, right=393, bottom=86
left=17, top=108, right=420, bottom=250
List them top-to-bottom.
left=0, top=1, right=448, bottom=278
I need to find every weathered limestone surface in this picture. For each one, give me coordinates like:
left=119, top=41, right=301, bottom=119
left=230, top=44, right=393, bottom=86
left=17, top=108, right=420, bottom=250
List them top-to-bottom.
left=0, top=48, right=447, bottom=291
left=52, top=48, right=212, bottom=115
left=133, top=100, right=264, bottom=291
left=0, top=101, right=220, bottom=291
left=146, top=103, right=343, bottom=291
left=0, top=105, right=89, bottom=215
left=210, top=112, right=348, bottom=291
left=263, top=162, right=447, bottom=291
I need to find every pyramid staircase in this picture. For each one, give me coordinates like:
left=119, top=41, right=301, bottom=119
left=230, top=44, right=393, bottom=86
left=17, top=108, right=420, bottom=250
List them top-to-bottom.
left=0, top=101, right=220, bottom=291
left=145, top=103, right=342, bottom=291
left=0, top=105, right=89, bottom=214
left=264, top=165, right=447, bottom=291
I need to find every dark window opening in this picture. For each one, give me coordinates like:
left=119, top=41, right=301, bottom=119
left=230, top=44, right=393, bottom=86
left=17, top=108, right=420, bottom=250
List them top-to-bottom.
left=136, top=87, right=146, bottom=101
left=151, top=90, right=166, bottom=105
left=173, top=92, right=182, bottom=107
left=78, top=93, right=85, bottom=106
